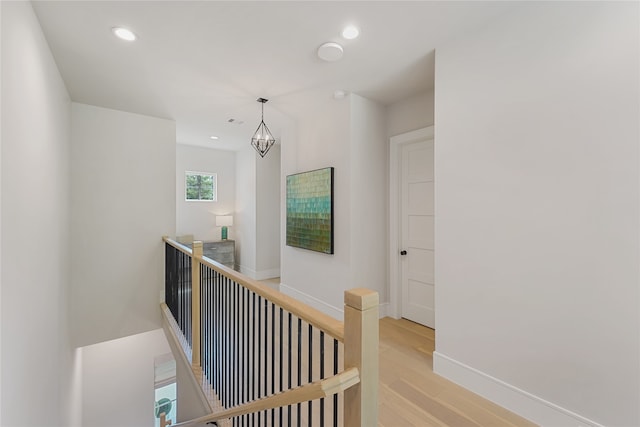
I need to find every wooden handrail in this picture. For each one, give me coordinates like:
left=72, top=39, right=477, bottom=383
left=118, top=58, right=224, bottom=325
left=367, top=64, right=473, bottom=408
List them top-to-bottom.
left=162, top=236, right=345, bottom=341
left=164, top=237, right=194, bottom=254
left=171, top=367, right=360, bottom=427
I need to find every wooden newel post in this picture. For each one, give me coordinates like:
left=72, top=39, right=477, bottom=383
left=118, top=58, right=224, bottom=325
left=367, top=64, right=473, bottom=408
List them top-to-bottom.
left=192, top=241, right=203, bottom=367
left=344, top=288, right=379, bottom=427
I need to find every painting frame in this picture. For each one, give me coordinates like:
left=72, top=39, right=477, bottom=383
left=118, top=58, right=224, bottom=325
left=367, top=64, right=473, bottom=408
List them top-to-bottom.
left=286, top=167, right=334, bottom=254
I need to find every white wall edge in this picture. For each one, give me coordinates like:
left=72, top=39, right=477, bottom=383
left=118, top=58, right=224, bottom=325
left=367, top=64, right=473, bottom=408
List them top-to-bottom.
left=279, top=283, right=344, bottom=320
left=378, top=302, right=390, bottom=319
left=433, top=352, right=605, bottom=427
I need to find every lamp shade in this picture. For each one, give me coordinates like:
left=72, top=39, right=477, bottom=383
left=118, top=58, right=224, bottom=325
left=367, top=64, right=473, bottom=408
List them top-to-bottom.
left=216, top=215, right=233, bottom=227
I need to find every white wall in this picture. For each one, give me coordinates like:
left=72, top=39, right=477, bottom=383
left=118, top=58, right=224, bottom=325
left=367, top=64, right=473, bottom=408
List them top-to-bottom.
left=1, top=0, right=3, bottom=418
left=0, top=2, right=74, bottom=425
left=434, top=3, right=639, bottom=426
left=386, top=89, right=434, bottom=138
left=281, top=95, right=388, bottom=318
left=350, top=95, right=388, bottom=302
left=280, top=100, right=351, bottom=317
left=70, top=103, right=176, bottom=347
left=235, top=143, right=282, bottom=280
left=176, top=145, right=236, bottom=241
left=256, top=145, right=281, bottom=278
left=235, top=147, right=257, bottom=275
left=80, top=329, right=171, bottom=427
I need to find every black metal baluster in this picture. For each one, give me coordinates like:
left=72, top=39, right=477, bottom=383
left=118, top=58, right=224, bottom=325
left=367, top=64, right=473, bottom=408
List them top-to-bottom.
left=179, top=249, right=182, bottom=333
left=177, top=251, right=181, bottom=338
left=184, top=252, right=186, bottom=344
left=186, top=252, right=189, bottom=342
left=201, top=266, right=206, bottom=382
left=203, top=266, right=207, bottom=381
left=207, top=267, right=211, bottom=383
left=206, top=268, right=210, bottom=384
left=209, top=268, right=214, bottom=388
left=211, top=269, right=216, bottom=392
left=213, top=271, right=221, bottom=399
left=215, top=271, right=221, bottom=396
left=220, top=275, right=228, bottom=408
left=227, top=276, right=231, bottom=408
left=227, top=277, right=232, bottom=408
left=234, top=281, right=238, bottom=408
left=235, top=281, right=240, bottom=408
left=241, top=287, right=246, bottom=427
left=251, top=291, right=256, bottom=426
left=257, top=295, right=262, bottom=425
left=264, top=299, right=269, bottom=401
left=266, top=300, right=272, bottom=424
left=271, top=303, right=276, bottom=426
left=279, top=307, right=284, bottom=425
left=288, top=312, right=292, bottom=427
left=297, top=318, right=302, bottom=427
left=308, top=324, right=313, bottom=427
left=320, top=331, right=325, bottom=427
left=333, top=339, right=338, bottom=427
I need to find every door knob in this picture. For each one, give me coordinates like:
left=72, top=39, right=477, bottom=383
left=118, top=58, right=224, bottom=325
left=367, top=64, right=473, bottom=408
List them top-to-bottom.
left=400, top=250, right=407, bottom=256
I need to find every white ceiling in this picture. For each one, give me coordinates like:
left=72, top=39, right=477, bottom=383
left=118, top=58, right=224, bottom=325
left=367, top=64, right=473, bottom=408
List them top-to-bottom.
left=32, top=1, right=516, bottom=151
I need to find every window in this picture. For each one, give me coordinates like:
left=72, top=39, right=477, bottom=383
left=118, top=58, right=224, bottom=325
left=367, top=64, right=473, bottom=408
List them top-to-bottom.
left=185, top=172, right=217, bottom=201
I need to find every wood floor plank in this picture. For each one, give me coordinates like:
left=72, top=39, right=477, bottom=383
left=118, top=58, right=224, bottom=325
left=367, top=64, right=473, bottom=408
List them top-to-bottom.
left=379, top=317, right=538, bottom=427
left=389, top=379, right=483, bottom=427
left=379, top=384, right=448, bottom=427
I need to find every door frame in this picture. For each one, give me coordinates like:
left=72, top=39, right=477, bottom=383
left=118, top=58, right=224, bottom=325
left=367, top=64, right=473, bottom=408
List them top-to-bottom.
left=388, top=126, right=434, bottom=319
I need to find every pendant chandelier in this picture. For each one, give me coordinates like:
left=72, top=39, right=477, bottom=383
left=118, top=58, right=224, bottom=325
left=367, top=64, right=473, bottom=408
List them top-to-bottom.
left=251, top=98, right=276, bottom=158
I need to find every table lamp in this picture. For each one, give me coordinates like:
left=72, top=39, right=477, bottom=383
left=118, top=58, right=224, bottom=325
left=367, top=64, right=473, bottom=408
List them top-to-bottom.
left=216, top=215, right=233, bottom=240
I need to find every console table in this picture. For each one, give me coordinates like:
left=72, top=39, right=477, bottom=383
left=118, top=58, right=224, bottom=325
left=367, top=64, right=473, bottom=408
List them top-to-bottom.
left=201, top=240, right=235, bottom=270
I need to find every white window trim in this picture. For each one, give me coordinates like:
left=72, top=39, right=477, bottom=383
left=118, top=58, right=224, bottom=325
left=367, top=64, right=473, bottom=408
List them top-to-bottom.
left=185, top=171, right=217, bottom=202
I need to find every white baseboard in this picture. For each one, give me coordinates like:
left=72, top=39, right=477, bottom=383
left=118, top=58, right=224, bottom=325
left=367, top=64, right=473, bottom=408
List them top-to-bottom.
left=237, top=265, right=280, bottom=281
left=238, top=265, right=257, bottom=279
left=254, top=268, right=280, bottom=281
left=279, top=283, right=344, bottom=320
left=278, top=284, right=390, bottom=321
left=433, top=352, right=604, bottom=427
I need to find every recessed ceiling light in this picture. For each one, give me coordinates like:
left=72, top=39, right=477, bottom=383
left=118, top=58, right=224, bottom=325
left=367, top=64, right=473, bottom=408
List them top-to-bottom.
left=342, top=25, right=359, bottom=40
left=112, top=27, right=136, bottom=41
left=210, top=136, right=219, bottom=140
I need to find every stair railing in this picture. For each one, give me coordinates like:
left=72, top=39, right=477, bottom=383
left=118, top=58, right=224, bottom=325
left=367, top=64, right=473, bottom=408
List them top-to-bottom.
left=162, top=236, right=378, bottom=427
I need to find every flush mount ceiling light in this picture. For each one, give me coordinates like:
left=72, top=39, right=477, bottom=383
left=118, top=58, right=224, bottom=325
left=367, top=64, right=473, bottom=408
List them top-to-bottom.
left=342, top=25, right=359, bottom=40
left=112, top=27, right=136, bottom=41
left=317, top=42, right=344, bottom=62
left=251, top=98, right=276, bottom=158
left=209, top=136, right=219, bottom=140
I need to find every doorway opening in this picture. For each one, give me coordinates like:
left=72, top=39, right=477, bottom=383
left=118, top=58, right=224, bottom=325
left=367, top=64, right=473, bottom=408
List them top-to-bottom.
left=389, top=126, right=435, bottom=329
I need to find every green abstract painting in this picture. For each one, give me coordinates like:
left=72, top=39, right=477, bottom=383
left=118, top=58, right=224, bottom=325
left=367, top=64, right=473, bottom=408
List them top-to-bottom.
left=286, top=167, right=334, bottom=254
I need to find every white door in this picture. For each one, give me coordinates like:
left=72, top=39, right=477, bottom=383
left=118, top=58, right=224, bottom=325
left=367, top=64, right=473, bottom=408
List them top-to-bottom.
left=400, top=138, right=434, bottom=328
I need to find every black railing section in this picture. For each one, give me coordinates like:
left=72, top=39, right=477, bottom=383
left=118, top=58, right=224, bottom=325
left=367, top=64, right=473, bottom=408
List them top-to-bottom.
left=165, top=242, right=193, bottom=347
left=200, top=264, right=344, bottom=427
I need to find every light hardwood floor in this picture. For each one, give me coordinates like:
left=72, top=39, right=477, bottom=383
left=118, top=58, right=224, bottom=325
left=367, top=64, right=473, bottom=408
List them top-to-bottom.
left=257, top=279, right=535, bottom=426
left=379, top=317, right=537, bottom=427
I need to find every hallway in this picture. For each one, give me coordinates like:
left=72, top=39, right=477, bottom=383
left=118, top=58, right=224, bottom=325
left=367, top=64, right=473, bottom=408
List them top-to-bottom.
left=378, top=318, right=537, bottom=427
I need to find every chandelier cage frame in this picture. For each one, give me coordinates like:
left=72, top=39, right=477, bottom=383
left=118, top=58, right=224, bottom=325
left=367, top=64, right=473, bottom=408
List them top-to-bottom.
left=251, top=98, right=276, bottom=158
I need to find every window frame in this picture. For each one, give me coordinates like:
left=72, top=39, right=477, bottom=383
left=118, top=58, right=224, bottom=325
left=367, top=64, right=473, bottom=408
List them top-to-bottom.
left=185, top=171, right=217, bottom=202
